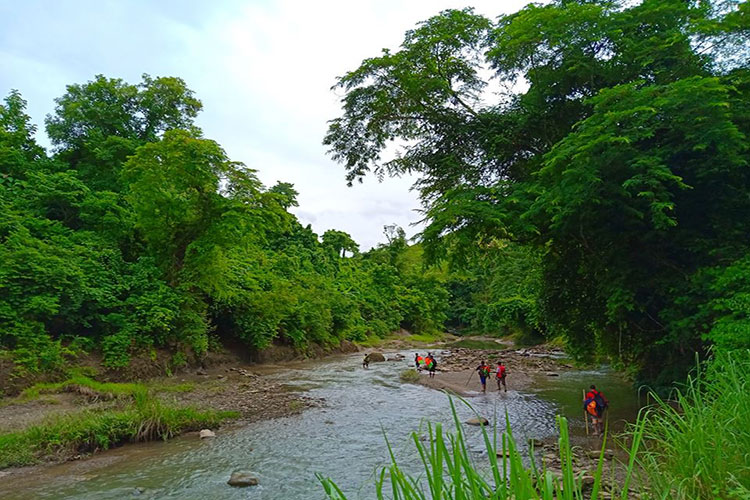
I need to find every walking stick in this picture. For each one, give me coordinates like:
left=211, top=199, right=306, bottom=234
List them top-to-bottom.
left=465, top=370, right=475, bottom=386
left=583, top=389, right=589, bottom=436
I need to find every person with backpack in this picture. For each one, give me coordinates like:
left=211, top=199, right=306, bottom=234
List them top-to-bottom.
left=362, top=353, right=371, bottom=369
left=414, top=353, right=423, bottom=371
left=426, top=353, right=437, bottom=378
left=475, top=361, right=491, bottom=393
left=495, top=361, right=508, bottom=392
left=583, top=385, right=609, bottom=436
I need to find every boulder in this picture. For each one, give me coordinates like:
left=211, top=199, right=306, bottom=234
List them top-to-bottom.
left=367, top=352, right=386, bottom=362
left=545, top=372, right=559, bottom=377
left=465, top=417, right=489, bottom=426
left=199, top=429, right=216, bottom=439
left=527, top=438, right=544, bottom=448
left=227, top=471, right=259, bottom=487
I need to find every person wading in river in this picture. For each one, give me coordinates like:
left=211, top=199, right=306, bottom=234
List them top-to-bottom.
left=362, top=353, right=371, bottom=369
left=414, top=353, right=423, bottom=371
left=426, top=353, right=437, bottom=378
left=475, top=361, right=491, bottom=393
left=495, top=361, right=508, bottom=392
left=583, top=385, right=609, bottom=436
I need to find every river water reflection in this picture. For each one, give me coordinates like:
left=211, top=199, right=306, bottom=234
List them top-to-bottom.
left=0, top=350, right=638, bottom=500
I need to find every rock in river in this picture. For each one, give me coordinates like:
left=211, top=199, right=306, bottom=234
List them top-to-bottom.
left=367, top=352, right=386, bottom=362
left=466, top=417, right=489, bottom=426
left=199, top=429, right=216, bottom=439
left=227, top=471, right=259, bottom=487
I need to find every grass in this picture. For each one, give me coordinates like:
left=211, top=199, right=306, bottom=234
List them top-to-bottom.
left=355, top=331, right=447, bottom=348
left=408, top=332, right=447, bottom=344
left=448, top=338, right=507, bottom=350
left=632, top=349, right=750, bottom=499
left=399, top=368, right=421, bottom=383
left=20, top=375, right=146, bottom=401
left=0, top=377, right=237, bottom=469
left=151, top=382, right=195, bottom=393
left=319, top=397, right=644, bottom=499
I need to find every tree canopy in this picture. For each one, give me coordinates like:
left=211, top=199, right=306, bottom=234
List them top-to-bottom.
left=325, top=0, right=750, bottom=384
left=0, top=76, right=450, bottom=377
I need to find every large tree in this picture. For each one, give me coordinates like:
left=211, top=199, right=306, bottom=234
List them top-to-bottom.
left=325, top=0, right=750, bottom=382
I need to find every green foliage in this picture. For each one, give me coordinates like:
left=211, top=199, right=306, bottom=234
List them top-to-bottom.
left=326, top=0, right=750, bottom=381
left=0, top=75, right=452, bottom=379
left=448, top=338, right=506, bottom=350
left=636, top=350, right=750, bottom=499
left=399, top=368, right=420, bottom=383
left=0, top=396, right=233, bottom=469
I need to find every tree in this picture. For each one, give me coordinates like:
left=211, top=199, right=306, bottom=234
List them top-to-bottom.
left=325, top=0, right=750, bottom=380
left=45, top=74, right=201, bottom=191
left=322, top=229, right=359, bottom=257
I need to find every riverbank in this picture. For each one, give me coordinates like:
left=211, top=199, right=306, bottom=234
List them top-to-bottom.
left=0, top=356, right=327, bottom=470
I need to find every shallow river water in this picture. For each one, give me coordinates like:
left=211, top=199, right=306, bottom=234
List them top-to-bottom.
left=0, top=350, right=638, bottom=500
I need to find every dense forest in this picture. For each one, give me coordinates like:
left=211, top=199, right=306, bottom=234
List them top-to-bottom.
left=2, top=0, right=749, bottom=390
left=325, top=0, right=750, bottom=386
left=0, top=76, right=456, bottom=379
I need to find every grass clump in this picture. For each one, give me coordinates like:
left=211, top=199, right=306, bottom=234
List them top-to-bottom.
left=634, top=350, right=750, bottom=499
left=399, top=369, right=421, bottom=383
left=21, top=375, right=146, bottom=401
left=0, top=377, right=237, bottom=469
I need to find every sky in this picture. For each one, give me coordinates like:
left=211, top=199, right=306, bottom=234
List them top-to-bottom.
left=0, top=0, right=530, bottom=249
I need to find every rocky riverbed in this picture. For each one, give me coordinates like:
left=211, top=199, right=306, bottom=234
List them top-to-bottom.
left=413, top=343, right=574, bottom=395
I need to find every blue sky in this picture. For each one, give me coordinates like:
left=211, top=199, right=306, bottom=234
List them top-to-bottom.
left=0, top=0, right=528, bottom=249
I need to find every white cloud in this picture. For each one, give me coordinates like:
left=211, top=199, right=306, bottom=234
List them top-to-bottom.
left=0, top=0, right=530, bottom=249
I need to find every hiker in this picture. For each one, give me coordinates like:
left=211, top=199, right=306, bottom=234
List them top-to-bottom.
left=363, top=353, right=371, bottom=369
left=415, top=353, right=424, bottom=371
left=426, top=353, right=437, bottom=378
left=423, top=355, right=433, bottom=373
left=475, top=360, right=491, bottom=393
left=495, top=361, right=507, bottom=392
left=583, top=385, right=609, bottom=436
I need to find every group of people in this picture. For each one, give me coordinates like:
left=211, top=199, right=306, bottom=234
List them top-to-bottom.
left=365, top=350, right=609, bottom=437
left=414, top=353, right=437, bottom=378
left=472, top=360, right=610, bottom=437
left=474, top=360, right=508, bottom=393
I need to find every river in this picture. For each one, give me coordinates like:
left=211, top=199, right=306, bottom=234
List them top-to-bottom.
left=0, top=350, right=638, bottom=500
